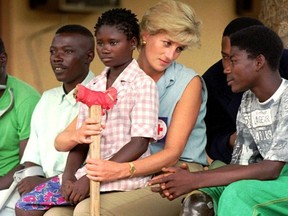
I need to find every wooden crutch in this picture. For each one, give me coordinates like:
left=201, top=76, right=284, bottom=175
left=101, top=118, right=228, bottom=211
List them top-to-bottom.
left=74, top=84, right=117, bottom=216
left=89, top=105, right=101, bottom=216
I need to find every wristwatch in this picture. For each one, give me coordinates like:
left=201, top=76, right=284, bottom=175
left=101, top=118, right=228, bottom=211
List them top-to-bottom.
left=129, top=162, right=136, bottom=178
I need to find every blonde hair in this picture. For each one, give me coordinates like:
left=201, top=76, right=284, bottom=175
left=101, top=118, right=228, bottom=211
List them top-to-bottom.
left=140, top=0, right=201, bottom=49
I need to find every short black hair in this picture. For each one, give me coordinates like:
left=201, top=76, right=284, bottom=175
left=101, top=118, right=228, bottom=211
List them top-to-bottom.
left=94, top=8, right=140, bottom=44
left=223, top=17, right=264, bottom=37
left=55, top=24, right=95, bottom=50
left=56, top=24, right=94, bottom=39
left=230, top=25, right=283, bottom=71
left=0, top=38, right=5, bottom=53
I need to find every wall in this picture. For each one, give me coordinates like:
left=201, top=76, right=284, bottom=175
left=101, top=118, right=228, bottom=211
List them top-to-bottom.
left=0, top=0, right=237, bottom=93
left=259, top=0, right=288, bottom=47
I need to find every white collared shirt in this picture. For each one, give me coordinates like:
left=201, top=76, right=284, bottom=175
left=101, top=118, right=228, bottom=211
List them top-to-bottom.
left=21, top=71, right=95, bottom=177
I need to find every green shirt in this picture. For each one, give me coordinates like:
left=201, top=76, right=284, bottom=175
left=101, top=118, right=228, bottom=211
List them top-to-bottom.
left=0, top=75, right=40, bottom=176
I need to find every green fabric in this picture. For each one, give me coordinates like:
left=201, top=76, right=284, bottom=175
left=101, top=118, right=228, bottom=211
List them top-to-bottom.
left=0, top=75, right=40, bottom=176
left=200, top=165, right=288, bottom=216
left=199, top=186, right=225, bottom=214
left=251, top=197, right=288, bottom=216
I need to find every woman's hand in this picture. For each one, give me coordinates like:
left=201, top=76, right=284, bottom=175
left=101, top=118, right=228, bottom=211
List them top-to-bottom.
left=74, top=118, right=104, bottom=145
left=85, top=159, right=128, bottom=182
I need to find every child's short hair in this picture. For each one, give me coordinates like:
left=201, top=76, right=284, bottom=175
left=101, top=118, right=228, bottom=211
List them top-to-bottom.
left=140, top=0, right=201, bottom=49
left=94, top=8, right=140, bottom=45
left=230, top=25, right=283, bottom=71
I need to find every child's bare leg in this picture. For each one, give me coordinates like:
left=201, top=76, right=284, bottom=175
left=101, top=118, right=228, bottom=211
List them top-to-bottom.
left=15, top=207, right=46, bottom=216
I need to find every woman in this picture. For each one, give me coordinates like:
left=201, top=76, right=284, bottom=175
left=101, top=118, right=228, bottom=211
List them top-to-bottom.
left=47, top=1, right=207, bottom=215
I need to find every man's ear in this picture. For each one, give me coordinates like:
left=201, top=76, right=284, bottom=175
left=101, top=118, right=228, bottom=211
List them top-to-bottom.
left=87, top=49, right=95, bottom=63
left=0, top=52, right=7, bottom=65
left=255, top=54, right=265, bottom=71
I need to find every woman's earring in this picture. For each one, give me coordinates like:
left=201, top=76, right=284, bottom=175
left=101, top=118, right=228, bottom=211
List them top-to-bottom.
left=142, top=40, right=147, bottom=46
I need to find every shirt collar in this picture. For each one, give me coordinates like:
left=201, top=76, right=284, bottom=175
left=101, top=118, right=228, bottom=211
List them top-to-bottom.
left=101, top=59, right=140, bottom=84
left=157, top=62, right=176, bottom=97
left=59, top=71, right=95, bottom=105
left=258, top=78, right=287, bottom=105
left=0, top=87, right=14, bottom=117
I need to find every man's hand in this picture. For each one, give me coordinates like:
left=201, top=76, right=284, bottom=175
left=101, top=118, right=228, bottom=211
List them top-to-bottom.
left=149, top=165, right=194, bottom=200
left=61, top=175, right=90, bottom=205
left=17, top=176, right=48, bottom=195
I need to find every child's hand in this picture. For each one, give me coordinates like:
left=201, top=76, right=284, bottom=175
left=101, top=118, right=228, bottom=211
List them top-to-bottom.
left=61, top=176, right=90, bottom=205
left=60, top=179, right=74, bottom=202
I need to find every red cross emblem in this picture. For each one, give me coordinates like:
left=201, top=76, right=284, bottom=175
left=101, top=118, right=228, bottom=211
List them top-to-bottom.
left=157, top=119, right=167, bottom=140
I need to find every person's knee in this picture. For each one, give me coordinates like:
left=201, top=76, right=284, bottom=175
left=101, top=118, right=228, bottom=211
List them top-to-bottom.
left=218, top=180, right=260, bottom=215
left=221, top=180, right=252, bottom=202
left=179, top=191, right=214, bottom=216
left=73, top=198, right=89, bottom=216
left=15, top=207, right=24, bottom=216
left=15, top=207, right=44, bottom=216
left=44, top=207, right=74, bottom=216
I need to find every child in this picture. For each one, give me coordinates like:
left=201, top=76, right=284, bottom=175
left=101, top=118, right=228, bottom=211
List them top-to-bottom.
left=15, top=8, right=158, bottom=216
left=150, top=25, right=288, bottom=216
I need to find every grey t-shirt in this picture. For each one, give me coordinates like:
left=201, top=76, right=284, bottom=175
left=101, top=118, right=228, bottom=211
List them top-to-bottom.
left=231, top=79, right=288, bottom=165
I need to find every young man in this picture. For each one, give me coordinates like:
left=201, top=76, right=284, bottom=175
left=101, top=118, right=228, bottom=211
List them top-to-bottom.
left=203, top=17, right=288, bottom=164
left=13, top=24, right=95, bottom=214
left=150, top=25, right=288, bottom=216
left=0, top=38, right=40, bottom=216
